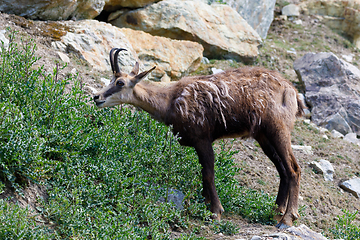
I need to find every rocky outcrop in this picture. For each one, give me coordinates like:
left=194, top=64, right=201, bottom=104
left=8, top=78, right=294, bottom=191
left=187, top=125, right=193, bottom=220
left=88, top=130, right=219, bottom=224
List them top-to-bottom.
left=0, top=0, right=105, bottom=20
left=104, top=0, right=160, bottom=11
left=110, top=0, right=262, bottom=62
left=207, top=0, right=276, bottom=39
left=301, top=0, right=360, bottom=48
left=52, top=20, right=203, bottom=81
left=52, top=20, right=139, bottom=72
left=120, top=28, right=203, bottom=81
left=294, top=52, right=360, bottom=135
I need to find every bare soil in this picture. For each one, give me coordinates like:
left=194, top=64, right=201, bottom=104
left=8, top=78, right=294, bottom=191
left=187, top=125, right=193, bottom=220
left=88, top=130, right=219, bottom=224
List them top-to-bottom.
left=0, top=5, right=360, bottom=239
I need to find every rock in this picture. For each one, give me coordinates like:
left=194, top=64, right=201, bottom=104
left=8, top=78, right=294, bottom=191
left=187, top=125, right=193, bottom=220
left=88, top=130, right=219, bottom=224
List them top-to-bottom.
left=0, top=0, right=104, bottom=20
left=104, top=0, right=160, bottom=11
left=110, top=0, right=262, bottom=62
left=208, top=0, right=276, bottom=39
left=302, top=0, right=360, bottom=48
left=282, top=4, right=301, bottom=17
left=52, top=19, right=202, bottom=81
left=293, top=19, right=303, bottom=25
left=52, top=20, right=139, bottom=73
left=119, top=28, right=203, bottom=81
left=0, top=29, right=9, bottom=50
left=57, top=51, right=70, bottom=63
left=294, top=52, right=360, bottom=135
left=342, top=54, right=354, bottom=63
left=201, top=57, right=210, bottom=64
left=211, top=68, right=225, bottom=74
left=100, top=78, right=110, bottom=86
left=326, top=113, right=353, bottom=135
left=331, top=130, right=344, bottom=139
left=343, top=133, right=360, bottom=146
left=291, top=145, right=313, bottom=155
left=309, top=159, right=334, bottom=181
left=339, top=178, right=360, bottom=198
left=159, top=188, right=185, bottom=210
left=287, top=224, right=328, bottom=240
left=250, top=236, right=261, bottom=240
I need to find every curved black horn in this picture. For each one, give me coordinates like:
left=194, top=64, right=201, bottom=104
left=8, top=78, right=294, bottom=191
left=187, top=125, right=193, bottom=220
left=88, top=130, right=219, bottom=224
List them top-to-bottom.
left=109, top=48, right=119, bottom=73
left=113, top=48, right=127, bottom=74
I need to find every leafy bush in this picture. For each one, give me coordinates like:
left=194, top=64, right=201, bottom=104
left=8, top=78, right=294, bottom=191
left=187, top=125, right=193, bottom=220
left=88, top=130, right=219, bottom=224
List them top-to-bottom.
left=0, top=30, right=277, bottom=239
left=0, top=200, right=55, bottom=239
left=331, top=210, right=360, bottom=240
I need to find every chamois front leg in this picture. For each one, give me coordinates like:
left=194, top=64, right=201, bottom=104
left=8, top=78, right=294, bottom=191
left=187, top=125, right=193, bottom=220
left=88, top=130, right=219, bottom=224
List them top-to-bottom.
left=194, top=140, right=224, bottom=220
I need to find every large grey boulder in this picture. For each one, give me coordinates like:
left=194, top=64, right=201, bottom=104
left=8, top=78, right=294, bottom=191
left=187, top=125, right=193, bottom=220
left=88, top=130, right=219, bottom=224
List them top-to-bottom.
left=0, top=0, right=105, bottom=20
left=110, top=0, right=261, bottom=62
left=208, top=0, right=276, bottom=39
left=52, top=20, right=203, bottom=82
left=294, top=52, right=360, bottom=135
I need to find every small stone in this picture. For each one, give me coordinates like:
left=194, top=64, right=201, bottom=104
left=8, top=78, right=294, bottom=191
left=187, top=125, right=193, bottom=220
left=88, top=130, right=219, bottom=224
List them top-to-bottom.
left=282, top=4, right=300, bottom=17
left=293, top=19, right=303, bottom=25
left=0, top=29, right=9, bottom=50
left=57, top=51, right=70, bottom=63
left=342, top=54, right=354, bottom=62
left=201, top=56, right=210, bottom=64
left=71, top=68, right=77, bottom=75
left=212, top=68, right=224, bottom=74
left=100, top=78, right=110, bottom=86
left=303, top=119, right=311, bottom=124
left=319, top=127, right=329, bottom=133
left=331, top=130, right=344, bottom=139
left=343, top=133, right=360, bottom=145
left=292, top=145, right=313, bottom=155
left=310, top=159, right=334, bottom=181
left=340, top=178, right=360, bottom=198
left=159, top=188, right=185, bottom=210
left=251, top=236, right=262, bottom=240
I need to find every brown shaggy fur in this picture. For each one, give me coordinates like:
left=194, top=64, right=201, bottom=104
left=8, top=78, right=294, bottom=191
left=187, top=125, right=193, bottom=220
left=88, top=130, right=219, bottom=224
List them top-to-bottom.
left=94, top=50, right=304, bottom=228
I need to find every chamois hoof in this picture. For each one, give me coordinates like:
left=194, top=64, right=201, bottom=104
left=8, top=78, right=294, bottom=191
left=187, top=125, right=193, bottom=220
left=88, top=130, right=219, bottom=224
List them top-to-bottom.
left=211, top=212, right=222, bottom=221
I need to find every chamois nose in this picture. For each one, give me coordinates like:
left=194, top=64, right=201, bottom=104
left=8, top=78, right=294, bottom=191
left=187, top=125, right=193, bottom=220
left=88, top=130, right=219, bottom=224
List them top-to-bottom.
left=93, top=95, right=99, bottom=101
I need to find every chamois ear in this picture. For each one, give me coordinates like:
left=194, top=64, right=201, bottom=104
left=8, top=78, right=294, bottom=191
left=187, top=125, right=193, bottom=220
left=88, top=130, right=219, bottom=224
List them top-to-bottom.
left=129, top=62, right=140, bottom=76
left=131, top=66, right=156, bottom=86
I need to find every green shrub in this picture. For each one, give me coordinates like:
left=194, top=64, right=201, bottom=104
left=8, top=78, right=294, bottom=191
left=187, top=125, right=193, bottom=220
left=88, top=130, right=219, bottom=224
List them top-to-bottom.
left=0, top=30, right=278, bottom=239
left=0, top=200, right=55, bottom=239
left=331, top=210, right=360, bottom=240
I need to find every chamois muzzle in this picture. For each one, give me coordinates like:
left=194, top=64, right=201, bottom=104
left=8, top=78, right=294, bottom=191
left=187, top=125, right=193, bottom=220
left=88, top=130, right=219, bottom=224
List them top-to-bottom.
left=93, top=95, right=105, bottom=107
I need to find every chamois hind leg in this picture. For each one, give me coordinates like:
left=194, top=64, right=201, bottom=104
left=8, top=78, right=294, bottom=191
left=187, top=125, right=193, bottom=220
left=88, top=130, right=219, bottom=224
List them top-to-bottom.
left=257, top=129, right=301, bottom=228
left=256, top=134, right=289, bottom=222
left=194, top=140, right=224, bottom=220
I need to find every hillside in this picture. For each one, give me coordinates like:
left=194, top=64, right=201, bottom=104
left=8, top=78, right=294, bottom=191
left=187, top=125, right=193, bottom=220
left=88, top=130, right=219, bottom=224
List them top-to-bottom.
left=0, top=2, right=360, bottom=239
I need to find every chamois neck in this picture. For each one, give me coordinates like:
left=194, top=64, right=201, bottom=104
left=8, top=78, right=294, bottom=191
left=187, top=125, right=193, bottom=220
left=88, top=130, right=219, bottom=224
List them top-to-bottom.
left=132, top=80, right=174, bottom=122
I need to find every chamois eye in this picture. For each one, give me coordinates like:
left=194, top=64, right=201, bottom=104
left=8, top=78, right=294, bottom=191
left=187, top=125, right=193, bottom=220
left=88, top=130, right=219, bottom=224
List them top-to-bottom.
left=116, top=81, right=124, bottom=87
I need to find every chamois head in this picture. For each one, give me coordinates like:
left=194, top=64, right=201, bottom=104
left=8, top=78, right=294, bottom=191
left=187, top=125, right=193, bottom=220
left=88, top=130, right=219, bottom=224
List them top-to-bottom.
left=93, top=48, right=155, bottom=108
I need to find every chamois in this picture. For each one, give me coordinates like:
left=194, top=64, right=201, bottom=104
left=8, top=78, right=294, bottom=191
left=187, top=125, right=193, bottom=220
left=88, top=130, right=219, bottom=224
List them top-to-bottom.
left=93, top=48, right=304, bottom=228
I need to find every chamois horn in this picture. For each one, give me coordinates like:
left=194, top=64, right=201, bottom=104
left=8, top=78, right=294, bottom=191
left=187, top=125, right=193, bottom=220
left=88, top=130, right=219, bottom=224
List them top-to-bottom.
left=109, top=48, right=127, bottom=74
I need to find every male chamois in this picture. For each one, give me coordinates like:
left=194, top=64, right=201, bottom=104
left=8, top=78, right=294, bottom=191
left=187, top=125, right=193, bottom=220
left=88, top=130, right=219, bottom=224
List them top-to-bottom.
left=94, top=48, right=304, bottom=228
